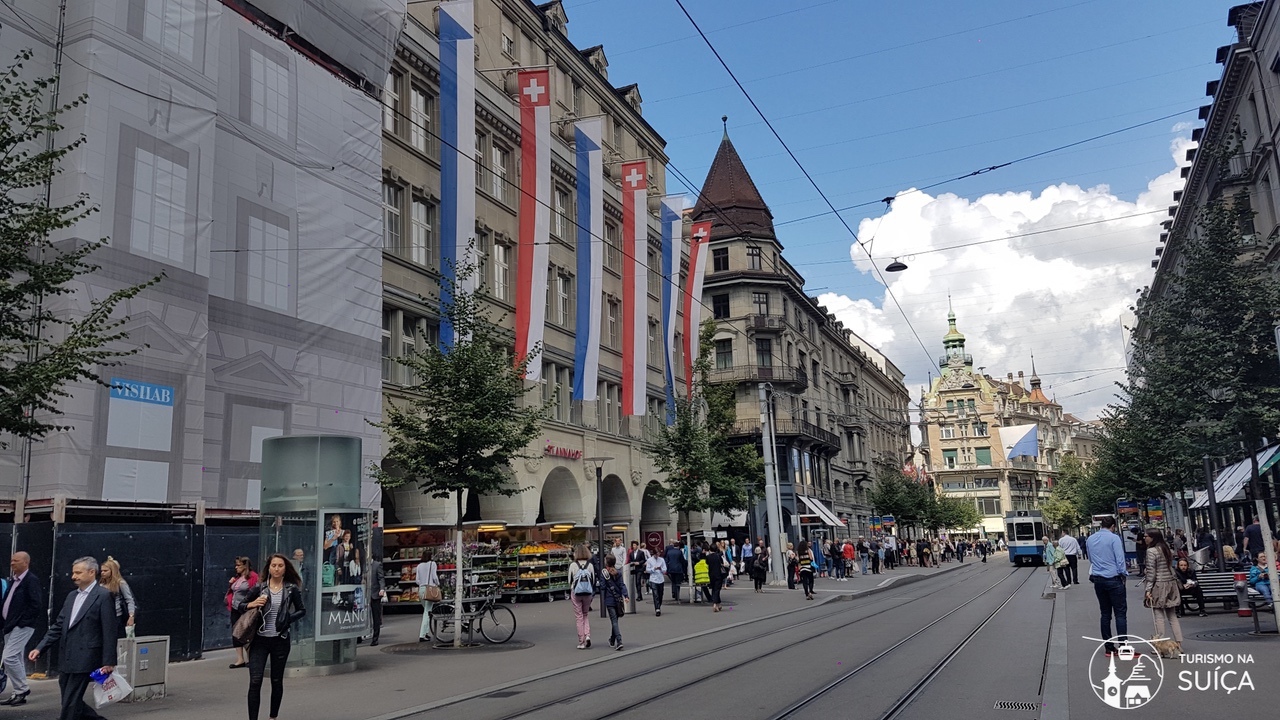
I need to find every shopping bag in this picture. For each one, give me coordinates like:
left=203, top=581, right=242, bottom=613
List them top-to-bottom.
left=231, top=607, right=261, bottom=647
left=93, top=670, right=133, bottom=708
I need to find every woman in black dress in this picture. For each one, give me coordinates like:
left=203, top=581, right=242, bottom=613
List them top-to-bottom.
left=704, top=543, right=725, bottom=612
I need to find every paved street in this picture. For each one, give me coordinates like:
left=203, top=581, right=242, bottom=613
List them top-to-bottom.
left=23, top=554, right=1280, bottom=720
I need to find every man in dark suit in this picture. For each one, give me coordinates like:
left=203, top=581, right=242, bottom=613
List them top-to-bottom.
left=1, top=551, right=43, bottom=706
left=29, top=557, right=118, bottom=720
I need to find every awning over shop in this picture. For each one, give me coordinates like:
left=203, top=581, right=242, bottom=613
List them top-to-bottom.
left=1190, top=444, right=1280, bottom=509
left=797, top=495, right=846, bottom=527
left=711, top=510, right=748, bottom=527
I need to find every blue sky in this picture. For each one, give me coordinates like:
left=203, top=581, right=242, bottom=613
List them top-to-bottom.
left=562, top=0, right=1240, bottom=417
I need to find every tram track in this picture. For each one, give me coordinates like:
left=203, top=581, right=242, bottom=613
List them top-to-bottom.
left=405, top=563, right=990, bottom=720
left=770, top=567, right=1036, bottom=720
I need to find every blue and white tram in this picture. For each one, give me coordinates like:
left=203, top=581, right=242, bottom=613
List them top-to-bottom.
left=1005, top=510, right=1046, bottom=566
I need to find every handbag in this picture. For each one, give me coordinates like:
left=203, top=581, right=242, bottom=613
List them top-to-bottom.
left=422, top=585, right=442, bottom=602
left=231, top=607, right=261, bottom=647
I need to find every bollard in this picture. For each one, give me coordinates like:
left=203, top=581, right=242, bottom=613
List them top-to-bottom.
left=1235, top=572, right=1252, bottom=617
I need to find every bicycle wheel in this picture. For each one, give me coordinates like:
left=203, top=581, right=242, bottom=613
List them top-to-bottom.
left=480, top=604, right=516, bottom=644
left=430, top=605, right=455, bottom=644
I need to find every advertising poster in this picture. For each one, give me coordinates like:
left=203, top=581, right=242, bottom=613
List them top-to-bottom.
left=1146, top=498, right=1165, bottom=526
left=316, top=509, right=373, bottom=640
left=882, top=515, right=895, bottom=528
left=871, top=516, right=882, bottom=532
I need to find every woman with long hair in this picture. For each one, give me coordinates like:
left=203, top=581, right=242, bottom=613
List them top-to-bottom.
left=1143, top=529, right=1183, bottom=654
left=796, top=540, right=816, bottom=600
left=568, top=544, right=595, bottom=649
left=244, top=554, right=306, bottom=720
left=98, top=556, right=137, bottom=640
left=227, top=557, right=259, bottom=668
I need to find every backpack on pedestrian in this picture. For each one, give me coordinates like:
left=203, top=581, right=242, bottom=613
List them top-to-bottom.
left=572, top=561, right=595, bottom=596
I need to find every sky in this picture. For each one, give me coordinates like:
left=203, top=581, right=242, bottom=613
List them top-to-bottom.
left=562, top=0, right=1240, bottom=420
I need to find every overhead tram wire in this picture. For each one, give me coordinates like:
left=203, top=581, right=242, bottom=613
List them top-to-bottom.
left=673, top=0, right=938, bottom=372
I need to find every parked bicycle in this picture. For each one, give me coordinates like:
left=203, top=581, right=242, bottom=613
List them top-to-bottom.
left=429, top=591, right=517, bottom=644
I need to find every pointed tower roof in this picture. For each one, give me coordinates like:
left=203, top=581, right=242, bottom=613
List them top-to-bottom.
left=691, top=119, right=776, bottom=241
left=943, top=296, right=965, bottom=343
left=1027, top=352, right=1056, bottom=405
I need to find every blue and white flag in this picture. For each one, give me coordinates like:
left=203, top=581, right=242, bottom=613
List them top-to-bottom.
left=438, top=0, right=476, bottom=348
left=571, top=118, right=604, bottom=401
left=660, top=195, right=684, bottom=424
left=1003, top=424, right=1039, bottom=459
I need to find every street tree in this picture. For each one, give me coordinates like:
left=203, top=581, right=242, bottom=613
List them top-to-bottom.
left=1, top=51, right=157, bottom=446
left=372, top=257, right=549, bottom=646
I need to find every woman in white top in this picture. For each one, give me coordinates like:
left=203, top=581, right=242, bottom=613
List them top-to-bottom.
left=568, top=544, right=596, bottom=649
left=645, top=552, right=667, bottom=616
left=415, top=557, right=439, bottom=642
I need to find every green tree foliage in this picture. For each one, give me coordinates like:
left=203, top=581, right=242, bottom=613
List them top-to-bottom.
left=1, top=51, right=158, bottom=445
left=1097, top=180, right=1280, bottom=499
left=372, top=257, right=549, bottom=522
left=647, top=319, right=762, bottom=520
left=929, top=495, right=982, bottom=533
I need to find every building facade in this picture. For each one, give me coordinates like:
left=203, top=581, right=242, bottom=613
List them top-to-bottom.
left=379, top=0, right=683, bottom=540
left=694, top=130, right=910, bottom=541
left=921, top=309, right=1098, bottom=538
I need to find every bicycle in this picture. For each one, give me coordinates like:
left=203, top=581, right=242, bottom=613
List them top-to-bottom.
left=429, top=591, right=517, bottom=644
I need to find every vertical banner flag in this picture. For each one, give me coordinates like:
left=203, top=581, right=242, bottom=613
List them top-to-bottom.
left=438, top=0, right=476, bottom=348
left=515, top=68, right=551, bottom=379
left=571, top=118, right=604, bottom=401
left=621, top=160, right=648, bottom=416
left=660, top=196, right=683, bottom=424
left=682, top=221, right=712, bottom=397
left=1002, top=424, right=1039, bottom=459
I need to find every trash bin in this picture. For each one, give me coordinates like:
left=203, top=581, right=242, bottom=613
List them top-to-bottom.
left=115, top=635, right=168, bottom=702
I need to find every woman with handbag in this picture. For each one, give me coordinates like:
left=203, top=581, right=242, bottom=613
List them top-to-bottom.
left=1143, top=529, right=1183, bottom=655
left=796, top=540, right=816, bottom=600
left=243, top=554, right=306, bottom=720
left=415, top=555, right=440, bottom=642
left=99, top=556, right=137, bottom=641
left=227, top=557, right=258, bottom=668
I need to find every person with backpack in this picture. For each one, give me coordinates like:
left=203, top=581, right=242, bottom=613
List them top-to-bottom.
left=664, top=540, right=686, bottom=604
left=569, top=545, right=596, bottom=649
left=601, top=555, right=628, bottom=650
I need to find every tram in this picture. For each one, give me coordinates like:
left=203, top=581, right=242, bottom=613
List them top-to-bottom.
left=1005, top=510, right=1046, bottom=566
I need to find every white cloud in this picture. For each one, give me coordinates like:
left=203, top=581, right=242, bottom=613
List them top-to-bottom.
left=819, top=131, right=1193, bottom=421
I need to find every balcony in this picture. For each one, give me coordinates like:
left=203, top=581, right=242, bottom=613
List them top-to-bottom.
left=747, top=314, right=785, bottom=331
left=939, top=353, right=973, bottom=367
left=707, top=364, right=808, bottom=391
left=836, top=370, right=858, bottom=386
left=728, top=418, right=841, bottom=450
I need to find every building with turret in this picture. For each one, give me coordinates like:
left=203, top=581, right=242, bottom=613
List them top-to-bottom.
left=695, top=126, right=910, bottom=540
left=920, top=306, right=1098, bottom=538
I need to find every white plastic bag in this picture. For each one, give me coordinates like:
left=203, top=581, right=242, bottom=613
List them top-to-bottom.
left=93, top=670, right=133, bottom=708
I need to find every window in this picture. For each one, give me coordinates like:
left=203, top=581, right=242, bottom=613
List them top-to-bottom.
left=133, top=0, right=197, bottom=61
left=500, top=15, right=517, bottom=57
left=383, top=70, right=401, bottom=134
left=572, top=81, right=583, bottom=114
left=410, top=86, right=435, bottom=155
left=612, top=117, right=623, bottom=150
left=118, top=127, right=192, bottom=269
left=475, top=131, right=486, bottom=188
left=491, top=144, right=510, bottom=202
left=383, top=183, right=402, bottom=253
left=554, top=188, right=571, bottom=239
left=410, top=198, right=434, bottom=266
left=238, top=200, right=292, bottom=312
left=604, top=223, right=621, bottom=272
left=492, top=243, right=511, bottom=301
left=747, top=246, right=762, bottom=270
left=712, top=247, right=729, bottom=272
left=647, top=249, right=660, bottom=296
left=557, top=273, right=572, bottom=326
left=752, top=292, right=769, bottom=315
left=712, top=294, right=730, bottom=319
left=606, top=298, right=619, bottom=349
left=381, top=307, right=438, bottom=386
left=381, top=309, right=394, bottom=381
left=648, top=320, right=659, bottom=365
left=755, top=338, right=773, bottom=367
left=715, top=339, right=733, bottom=369
left=600, top=382, right=619, bottom=433
left=967, top=398, right=976, bottom=412
left=946, top=399, right=955, bottom=413
left=973, top=422, right=988, bottom=437
left=940, top=425, right=955, bottom=439
left=975, top=447, right=992, bottom=466
left=942, top=449, right=958, bottom=469
left=975, top=477, right=999, bottom=488
left=977, top=498, right=1002, bottom=516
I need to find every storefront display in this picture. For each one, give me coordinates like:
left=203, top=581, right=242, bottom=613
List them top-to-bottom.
left=382, top=528, right=501, bottom=606
left=500, top=542, right=572, bottom=602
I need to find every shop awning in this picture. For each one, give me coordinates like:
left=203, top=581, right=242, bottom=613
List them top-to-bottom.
left=1190, top=444, right=1280, bottom=509
left=797, top=495, right=846, bottom=527
left=711, top=510, right=748, bottom=528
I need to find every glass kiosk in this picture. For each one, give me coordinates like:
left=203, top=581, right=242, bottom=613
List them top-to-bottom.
left=260, top=435, right=372, bottom=676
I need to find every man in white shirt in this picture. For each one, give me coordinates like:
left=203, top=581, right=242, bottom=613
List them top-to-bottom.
left=1057, top=530, right=1081, bottom=587
left=30, top=557, right=116, bottom=720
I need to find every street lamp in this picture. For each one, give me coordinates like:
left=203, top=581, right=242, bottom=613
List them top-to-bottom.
left=585, top=456, right=613, bottom=618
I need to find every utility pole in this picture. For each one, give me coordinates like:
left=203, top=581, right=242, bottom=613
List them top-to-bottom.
left=759, top=384, right=786, bottom=586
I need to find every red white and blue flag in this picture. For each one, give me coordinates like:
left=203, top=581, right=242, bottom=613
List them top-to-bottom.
left=438, top=0, right=476, bottom=348
left=514, top=69, right=551, bottom=379
left=571, top=118, right=604, bottom=402
left=621, top=160, right=648, bottom=416
left=660, top=196, right=683, bottom=423
left=682, top=220, right=712, bottom=397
